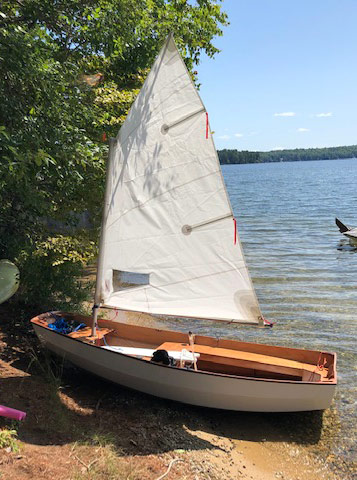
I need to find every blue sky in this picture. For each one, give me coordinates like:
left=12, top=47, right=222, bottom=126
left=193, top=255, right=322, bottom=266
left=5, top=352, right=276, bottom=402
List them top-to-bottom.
left=198, top=0, right=357, bottom=151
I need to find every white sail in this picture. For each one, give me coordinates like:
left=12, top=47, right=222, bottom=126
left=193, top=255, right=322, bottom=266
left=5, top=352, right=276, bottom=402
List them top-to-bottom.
left=98, top=35, right=262, bottom=324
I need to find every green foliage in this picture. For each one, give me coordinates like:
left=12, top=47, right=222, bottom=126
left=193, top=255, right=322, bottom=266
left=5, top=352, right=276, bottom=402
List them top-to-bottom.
left=0, top=1, right=228, bottom=313
left=218, top=145, right=357, bottom=165
left=16, top=234, right=95, bottom=311
left=0, top=428, right=20, bottom=453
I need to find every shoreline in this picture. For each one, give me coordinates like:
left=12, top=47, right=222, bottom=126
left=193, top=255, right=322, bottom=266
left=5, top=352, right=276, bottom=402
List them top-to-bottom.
left=0, top=305, right=355, bottom=479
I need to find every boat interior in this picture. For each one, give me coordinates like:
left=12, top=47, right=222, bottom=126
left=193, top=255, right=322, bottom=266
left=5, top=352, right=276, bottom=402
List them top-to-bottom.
left=32, top=312, right=336, bottom=384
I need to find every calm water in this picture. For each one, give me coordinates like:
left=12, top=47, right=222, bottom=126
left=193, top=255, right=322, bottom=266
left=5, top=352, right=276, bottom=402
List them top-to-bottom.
left=161, top=158, right=356, bottom=462
left=226, top=158, right=357, bottom=461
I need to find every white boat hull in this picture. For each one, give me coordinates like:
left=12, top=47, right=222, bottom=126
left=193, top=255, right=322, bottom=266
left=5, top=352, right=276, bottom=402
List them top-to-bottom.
left=33, top=323, right=336, bottom=412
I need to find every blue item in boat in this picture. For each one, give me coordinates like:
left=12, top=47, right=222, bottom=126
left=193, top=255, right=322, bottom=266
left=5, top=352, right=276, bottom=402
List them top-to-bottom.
left=48, top=317, right=86, bottom=334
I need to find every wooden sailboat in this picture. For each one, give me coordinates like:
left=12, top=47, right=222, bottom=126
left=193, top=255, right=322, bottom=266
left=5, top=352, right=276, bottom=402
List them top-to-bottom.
left=31, top=35, right=336, bottom=412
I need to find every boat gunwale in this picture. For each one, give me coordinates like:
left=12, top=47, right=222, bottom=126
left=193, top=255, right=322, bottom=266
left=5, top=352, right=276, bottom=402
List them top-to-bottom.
left=31, top=314, right=337, bottom=387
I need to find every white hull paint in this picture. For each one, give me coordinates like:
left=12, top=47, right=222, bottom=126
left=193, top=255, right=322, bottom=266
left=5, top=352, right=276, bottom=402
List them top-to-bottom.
left=33, top=324, right=336, bottom=412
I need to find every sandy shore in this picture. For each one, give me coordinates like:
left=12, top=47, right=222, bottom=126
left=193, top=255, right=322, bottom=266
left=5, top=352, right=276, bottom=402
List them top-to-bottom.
left=0, top=304, right=350, bottom=480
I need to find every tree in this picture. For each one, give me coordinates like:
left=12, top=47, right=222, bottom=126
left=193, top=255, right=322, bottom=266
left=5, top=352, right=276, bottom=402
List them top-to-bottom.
left=0, top=0, right=228, bottom=312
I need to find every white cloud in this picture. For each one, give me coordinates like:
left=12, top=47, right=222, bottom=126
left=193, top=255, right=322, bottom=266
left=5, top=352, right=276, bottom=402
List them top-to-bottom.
left=274, top=112, right=296, bottom=117
left=314, top=112, right=332, bottom=117
left=297, top=128, right=309, bottom=132
left=234, top=133, right=243, bottom=138
left=218, top=134, right=230, bottom=140
left=271, top=146, right=284, bottom=151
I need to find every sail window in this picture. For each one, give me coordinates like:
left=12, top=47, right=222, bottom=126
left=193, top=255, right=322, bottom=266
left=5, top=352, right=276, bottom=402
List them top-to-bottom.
left=112, top=270, right=150, bottom=291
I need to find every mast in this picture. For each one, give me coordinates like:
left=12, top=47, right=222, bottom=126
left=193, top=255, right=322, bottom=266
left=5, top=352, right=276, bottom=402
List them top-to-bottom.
left=91, top=137, right=116, bottom=336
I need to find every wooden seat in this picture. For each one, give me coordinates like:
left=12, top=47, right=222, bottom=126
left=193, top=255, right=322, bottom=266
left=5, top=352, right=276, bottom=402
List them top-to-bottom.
left=157, top=341, right=324, bottom=379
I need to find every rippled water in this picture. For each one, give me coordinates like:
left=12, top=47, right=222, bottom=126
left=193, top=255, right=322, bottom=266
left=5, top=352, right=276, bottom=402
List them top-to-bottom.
left=159, top=158, right=356, bottom=462
left=224, top=158, right=357, bottom=461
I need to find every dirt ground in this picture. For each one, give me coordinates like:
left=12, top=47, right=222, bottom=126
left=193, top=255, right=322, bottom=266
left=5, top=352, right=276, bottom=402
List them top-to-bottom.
left=0, top=305, right=351, bottom=480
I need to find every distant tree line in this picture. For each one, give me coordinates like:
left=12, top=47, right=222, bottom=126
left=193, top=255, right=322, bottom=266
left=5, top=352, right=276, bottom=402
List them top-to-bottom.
left=218, top=145, right=357, bottom=164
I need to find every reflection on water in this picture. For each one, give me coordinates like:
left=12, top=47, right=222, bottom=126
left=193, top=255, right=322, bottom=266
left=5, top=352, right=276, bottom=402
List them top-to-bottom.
left=337, top=239, right=357, bottom=252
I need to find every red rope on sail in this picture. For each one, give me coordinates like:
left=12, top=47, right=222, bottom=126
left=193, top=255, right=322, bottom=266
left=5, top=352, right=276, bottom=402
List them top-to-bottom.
left=206, top=112, right=209, bottom=139
left=233, top=217, right=237, bottom=244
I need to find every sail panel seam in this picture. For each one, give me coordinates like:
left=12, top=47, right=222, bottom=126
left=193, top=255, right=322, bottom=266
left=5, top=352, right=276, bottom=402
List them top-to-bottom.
left=106, top=170, right=224, bottom=229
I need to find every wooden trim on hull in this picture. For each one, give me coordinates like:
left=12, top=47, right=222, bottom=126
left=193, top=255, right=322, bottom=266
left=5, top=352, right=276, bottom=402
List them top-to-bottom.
left=32, top=311, right=337, bottom=369
left=31, top=312, right=337, bottom=412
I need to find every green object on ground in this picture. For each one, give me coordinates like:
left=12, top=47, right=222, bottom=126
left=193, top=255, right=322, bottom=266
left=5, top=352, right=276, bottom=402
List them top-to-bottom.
left=0, top=260, right=20, bottom=305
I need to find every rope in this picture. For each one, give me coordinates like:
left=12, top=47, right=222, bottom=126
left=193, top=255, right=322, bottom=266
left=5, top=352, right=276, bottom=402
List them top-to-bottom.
left=109, top=308, right=119, bottom=321
left=102, top=333, right=109, bottom=347
left=308, top=352, right=326, bottom=381
left=154, top=458, right=182, bottom=480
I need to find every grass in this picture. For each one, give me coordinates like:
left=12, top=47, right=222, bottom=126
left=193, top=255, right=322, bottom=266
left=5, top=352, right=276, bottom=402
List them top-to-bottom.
left=27, top=347, right=76, bottom=435
left=28, top=347, right=65, bottom=388
left=71, top=441, right=144, bottom=480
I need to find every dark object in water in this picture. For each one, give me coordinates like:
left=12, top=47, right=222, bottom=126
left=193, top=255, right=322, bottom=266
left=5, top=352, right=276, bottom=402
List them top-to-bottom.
left=335, top=218, right=349, bottom=233
left=335, top=218, right=357, bottom=245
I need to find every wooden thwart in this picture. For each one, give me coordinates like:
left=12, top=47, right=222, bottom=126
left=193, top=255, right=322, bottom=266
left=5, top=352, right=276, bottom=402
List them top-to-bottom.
left=157, top=341, right=325, bottom=380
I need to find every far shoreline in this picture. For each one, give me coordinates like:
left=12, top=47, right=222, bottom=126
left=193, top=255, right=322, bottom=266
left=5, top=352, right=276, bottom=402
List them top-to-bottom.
left=218, top=145, right=357, bottom=165
left=221, top=156, right=357, bottom=166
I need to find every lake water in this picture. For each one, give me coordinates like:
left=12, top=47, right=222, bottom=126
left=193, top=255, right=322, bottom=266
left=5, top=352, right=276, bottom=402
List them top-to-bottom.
left=160, top=158, right=356, bottom=464
left=225, top=158, right=357, bottom=462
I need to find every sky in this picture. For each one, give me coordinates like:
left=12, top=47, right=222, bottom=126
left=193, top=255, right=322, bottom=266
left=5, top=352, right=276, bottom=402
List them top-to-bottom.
left=198, top=0, right=357, bottom=152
